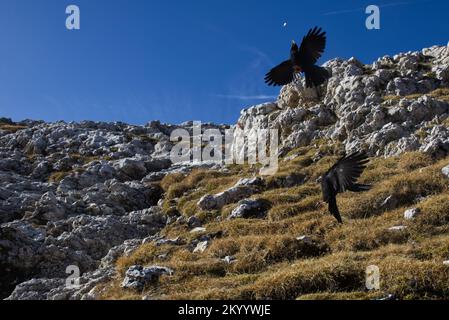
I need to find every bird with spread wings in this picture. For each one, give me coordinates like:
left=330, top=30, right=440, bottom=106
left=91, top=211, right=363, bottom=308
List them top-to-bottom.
left=265, top=27, right=330, bottom=88
left=320, top=152, right=371, bottom=223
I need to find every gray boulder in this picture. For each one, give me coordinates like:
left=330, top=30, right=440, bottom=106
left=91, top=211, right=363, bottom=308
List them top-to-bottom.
left=442, top=165, right=449, bottom=178
left=197, top=177, right=264, bottom=211
left=228, top=199, right=270, bottom=220
left=404, top=208, right=421, bottom=220
left=121, top=265, right=173, bottom=290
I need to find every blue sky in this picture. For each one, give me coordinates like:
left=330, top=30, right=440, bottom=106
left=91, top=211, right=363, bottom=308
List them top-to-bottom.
left=0, top=0, right=448, bottom=125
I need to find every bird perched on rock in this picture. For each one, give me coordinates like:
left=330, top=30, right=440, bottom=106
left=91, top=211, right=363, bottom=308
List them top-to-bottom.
left=265, top=27, right=330, bottom=88
left=320, top=152, right=371, bottom=223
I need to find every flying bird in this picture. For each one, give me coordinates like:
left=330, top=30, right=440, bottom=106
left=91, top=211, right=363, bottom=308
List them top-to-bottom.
left=265, top=26, right=330, bottom=88
left=320, top=152, right=371, bottom=223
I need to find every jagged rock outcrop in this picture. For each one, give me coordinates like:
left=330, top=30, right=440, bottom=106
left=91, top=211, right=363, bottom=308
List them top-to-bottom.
left=236, top=44, right=449, bottom=158
left=5, top=266, right=116, bottom=300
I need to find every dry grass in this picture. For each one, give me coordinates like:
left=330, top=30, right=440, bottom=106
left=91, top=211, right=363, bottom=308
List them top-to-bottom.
left=383, top=87, right=449, bottom=104
left=429, top=87, right=449, bottom=102
left=382, top=95, right=401, bottom=103
left=443, top=117, right=449, bottom=127
left=0, top=124, right=27, bottom=133
left=100, top=149, right=449, bottom=300
left=69, top=153, right=113, bottom=164
left=47, top=154, right=112, bottom=182
left=162, top=169, right=240, bottom=201
left=48, top=171, right=70, bottom=183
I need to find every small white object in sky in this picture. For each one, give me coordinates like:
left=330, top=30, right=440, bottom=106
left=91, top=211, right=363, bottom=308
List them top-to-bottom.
left=283, top=22, right=287, bottom=27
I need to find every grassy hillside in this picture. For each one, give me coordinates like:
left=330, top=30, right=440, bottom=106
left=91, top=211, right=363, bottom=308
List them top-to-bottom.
left=98, top=146, right=449, bottom=300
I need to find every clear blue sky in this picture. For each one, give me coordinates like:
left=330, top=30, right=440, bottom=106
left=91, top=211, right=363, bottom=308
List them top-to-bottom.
left=0, top=0, right=448, bottom=125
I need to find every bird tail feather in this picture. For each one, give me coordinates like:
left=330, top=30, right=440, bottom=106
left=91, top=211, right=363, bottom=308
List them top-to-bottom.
left=304, top=65, right=330, bottom=88
left=347, top=183, right=371, bottom=192
left=328, top=197, right=343, bottom=224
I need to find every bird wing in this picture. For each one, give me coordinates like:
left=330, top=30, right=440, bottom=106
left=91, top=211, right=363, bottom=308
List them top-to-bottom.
left=298, top=27, right=326, bottom=66
left=264, top=60, right=294, bottom=86
left=324, top=151, right=369, bottom=194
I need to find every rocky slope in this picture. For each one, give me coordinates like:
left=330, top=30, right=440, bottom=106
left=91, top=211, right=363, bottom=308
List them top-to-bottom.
left=2, top=44, right=449, bottom=300
left=237, top=44, right=449, bottom=158
left=0, top=120, right=228, bottom=299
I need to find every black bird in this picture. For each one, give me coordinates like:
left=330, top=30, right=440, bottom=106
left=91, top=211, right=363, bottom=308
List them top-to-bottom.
left=265, top=27, right=330, bottom=88
left=320, top=152, right=371, bottom=223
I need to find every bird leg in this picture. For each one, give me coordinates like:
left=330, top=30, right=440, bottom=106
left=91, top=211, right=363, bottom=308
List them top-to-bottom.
left=293, top=73, right=301, bottom=85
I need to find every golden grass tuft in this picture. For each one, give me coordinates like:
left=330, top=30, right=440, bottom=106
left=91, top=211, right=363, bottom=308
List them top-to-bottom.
left=382, top=87, right=449, bottom=105
left=429, top=87, right=449, bottom=102
left=441, top=115, right=449, bottom=127
left=0, top=124, right=28, bottom=133
left=162, top=169, right=239, bottom=201
left=48, top=171, right=70, bottom=183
